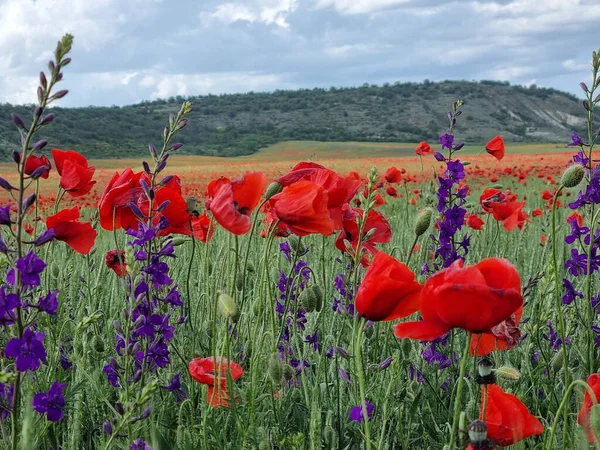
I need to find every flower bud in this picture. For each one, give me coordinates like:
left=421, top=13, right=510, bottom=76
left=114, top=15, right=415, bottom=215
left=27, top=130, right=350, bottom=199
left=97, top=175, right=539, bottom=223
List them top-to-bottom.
left=39, top=72, right=47, bottom=89
left=581, top=82, right=589, bottom=92
left=37, top=87, right=43, bottom=104
left=52, top=89, right=68, bottom=100
left=584, top=100, right=590, bottom=111
left=34, top=106, right=43, bottom=118
left=10, top=113, right=25, bottom=129
left=41, top=114, right=54, bottom=125
left=33, top=139, right=48, bottom=150
left=169, top=143, right=183, bottom=152
left=149, top=144, right=157, bottom=159
left=12, top=151, right=21, bottom=164
left=142, top=161, right=151, bottom=175
left=560, top=164, right=585, bottom=188
left=30, top=166, right=48, bottom=180
left=0, top=177, right=15, bottom=192
left=265, top=182, right=283, bottom=200
left=22, top=193, right=36, bottom=212
left=414, top=208, right=433, bottom=237
left=287, top=235, right=306, bottom=254
left=171, top=237, right=188, bottom=246
left=217, top=292, right=240, bottom=321
left=551, top=347, right=565, bottom=371
left=268, top=353, right=283, bottom=384
left=283, top=364, right=295, bottom=381
left=494, top=365, right=521, bottom=381
left=467, top=420, right=488, bottom=443
left=103, top=421, right=113, bottom=435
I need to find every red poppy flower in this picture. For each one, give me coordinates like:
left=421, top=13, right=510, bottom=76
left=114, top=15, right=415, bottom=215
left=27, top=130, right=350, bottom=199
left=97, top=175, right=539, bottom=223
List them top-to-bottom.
left=486, top=135, right=505, bottom=161
left=415, top=141, right=434, bottom=156
left=51, top=149, right=96, bottom=197
left=24, top=154, right=52, bottom=179
left=277, top=163, right=362, bottom=228
left=384, top=167, right=402, bottom=184
left=99, top=168, right=148, bottom=231
left=206, top=172, right=267, bottom=235
left=153, top=176, right=192, bottom=236
left=269, top=179, right=335, bottom=237
left=386, top=186, right=398, bottom=198
left=480, top=188, right=528, bottom=232
left=541, top=190, right=553, bottom=201
left=46, top=207, right=97, bottom=254
left=335, top=207, right=392, bottom=265
left=532, top=208, right=543, bottom=217
left=568, top=211, right=584, bottom=227
left=167, top=212, right=214, bottom=243
left=466, top=214, right=484, bottom=230
left=24, top=222, right=34, bottom=235
left=105, top=250, right=127, bottom=277
left=355, top=252, right=422, bottom=321
left=394, top=258, right=522, bottom=341
left=470, top=306, right=522, bottom=356
left=188, top=357, right=243, bottom=408
left=578, top=373, right=600, bottom=442
left=482, top=384, right=543, bottom=446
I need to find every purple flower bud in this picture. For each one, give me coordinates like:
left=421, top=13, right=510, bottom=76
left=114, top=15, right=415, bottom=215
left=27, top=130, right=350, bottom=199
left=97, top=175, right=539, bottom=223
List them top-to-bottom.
left=60, top=58, right=71, bottom=67
left=48, top=61, right=55, bottom=73
left=39, top=72, right=47, bottom=89
left=55, top=73, right=63, bottom=82
left=580, top=82, right=589, bottom=92
left=37, top=87, right=43, bottom=104
left=52, top=90, right=68, bottom=100
left=595, top=93, right=600, bottom=104
left=583, top=100, right=590, bottom=111
left=34, top=107, right=43, bottom=118
left=11, top=113, right=25, bottom=129
left=169, top=113, right=176, bottom=125
left=41, top=114, right=54, bottom=126
left=176, top=119, right=188, bottom=131
left=33, top=140, right=47, bottom=150
left=169, top=143, right=183, bottom=151
left=454, top=143, right=465, bottom=151
left=148, top=144, right=157, bottom=159
left=12, top=151, right=21, bottom=164
left=434, top=152, right=445, bottom=162
left=156, top=159, right=167, bottom=173
left=142, top=161, right=151, bottom=174
left=30, top=166, right=49, bottom=180
left=160, top=175, right=173, bottom=186
left=0, top=177, right=15, bottom=191
left=139, top=179, right=154, bottom=200
left=22, top=193, right=36, bottom=212
left=156, top=200, right=170, bottom=212
left=128, top=202, right=146, bottom=221
left=29, top=228, right=56, bottom=246
left=113, top=321, right=124, bottom=335
left=335, top=346, right=353, bottom=359
left=377, top=357, right=393, bottom=371
left=339, top=368, right=352, bottom=384
left=132, top=369, right=142, bottom=383
left=115, top=402, right=124, bottom=415
left=139, top=407, right=151, bottom=420
left=103, top=421, right=113, bottom=435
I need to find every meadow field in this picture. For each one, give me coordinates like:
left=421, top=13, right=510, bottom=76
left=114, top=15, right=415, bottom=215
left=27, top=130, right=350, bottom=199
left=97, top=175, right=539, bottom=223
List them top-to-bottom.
left=2, top=35, right=600, bottom=450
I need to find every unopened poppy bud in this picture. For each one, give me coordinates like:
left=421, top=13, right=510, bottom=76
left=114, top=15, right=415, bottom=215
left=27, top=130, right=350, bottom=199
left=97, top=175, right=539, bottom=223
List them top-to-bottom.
left=11, top=113, right=25, bottom=129
left=560, top=164, right=585, bottom=188
left=186, top=196, right=197, bottom=213
left=414, top=208, right=433, bottom=237
left=287, top=235, right=305, bottom=254
left=171, top=237, right=188, bottom=246
left=236, top=274, right=244, bottom=291
left=217, top=292, right=239, bottom=320
left=551, top=347, right=565, bottom=371
left=268, top=353, right=283, bottom=384
left=283, top=364, right=295, bottom=381
left=494, top=365, right=521, bottom=381
left=590, top=404, right=600, bottom=441
left=467, top=420, right=488, bottom=442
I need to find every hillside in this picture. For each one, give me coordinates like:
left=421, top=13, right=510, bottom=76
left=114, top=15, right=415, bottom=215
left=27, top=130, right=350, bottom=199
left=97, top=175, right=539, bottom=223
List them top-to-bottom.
left=0, top=80, right=586, bottom=160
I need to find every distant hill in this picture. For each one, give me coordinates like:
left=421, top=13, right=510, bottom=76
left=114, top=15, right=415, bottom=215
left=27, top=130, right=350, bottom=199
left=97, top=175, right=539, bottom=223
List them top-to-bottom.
left=0, top=80, right=586, bottom=161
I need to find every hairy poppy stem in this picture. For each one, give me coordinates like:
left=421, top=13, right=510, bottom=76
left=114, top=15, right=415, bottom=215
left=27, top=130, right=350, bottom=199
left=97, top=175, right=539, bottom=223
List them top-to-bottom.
left=354, top=319, right=372, bottom=450
left=448, top=332, right=471, bottom=450
left=544, top=380, right=600, bottom=450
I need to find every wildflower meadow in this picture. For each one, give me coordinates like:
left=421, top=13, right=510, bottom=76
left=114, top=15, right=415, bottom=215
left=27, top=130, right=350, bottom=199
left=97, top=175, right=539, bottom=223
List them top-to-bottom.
left=3, top=34, right=600, bottom=450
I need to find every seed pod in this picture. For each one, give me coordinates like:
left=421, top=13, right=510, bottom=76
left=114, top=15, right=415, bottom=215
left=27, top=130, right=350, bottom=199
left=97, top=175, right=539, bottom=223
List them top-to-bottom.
left=560, top=164, right=585, bottom=188
left=265, top=181, right=283, bottom=200
left=186, top=196, right=197, bottom=213
left=414, top=208, right=433, bottom=237
left=246, top=261, right=255, bottom=273
left=217, top=293, right=240, bottom=321
left=551, top=348, right=565, bottom=372
left=268, top=353, right=283, bottom=384
left=283, top=364, right=295, bottom=381
left=494, top=365, right=521, bottom=381
left=467, top=420, right=488, bottom=443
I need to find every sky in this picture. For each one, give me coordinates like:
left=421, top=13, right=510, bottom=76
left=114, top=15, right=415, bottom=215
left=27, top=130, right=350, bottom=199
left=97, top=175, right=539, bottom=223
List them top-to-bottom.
left=0, top=0, right=598, bottom=107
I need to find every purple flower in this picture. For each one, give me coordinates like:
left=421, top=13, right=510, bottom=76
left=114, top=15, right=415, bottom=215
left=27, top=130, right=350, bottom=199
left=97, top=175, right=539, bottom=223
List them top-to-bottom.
left=567, top=130, right=584, bottom=147
left=439, top=132, right=455, bottom=150
left=573, top=150, right=590, bottom=166
left=445, top=160, right=465, bottom=181
left=0, top=204, right=12, bottom=226
left=28, top=228, right=56, bottom=246
left=279, top=241, right=291, bottom=261
left=565, top=248, right=588, bottom=276
left=7, top=251, right=46, bottom=288
left=562, top=278, right=583, bottom=305
left=0, top=285, right=19, bottom=326
left=37, top=290, right=59, bottom=315
left=544, top=320, right=570, bottom=350
left=5, top=328, right=47, bottom=372
left=304, top=329, right=319, bottom=351
left=421, top=342, right=452, bottom=369
left=375, top=356, right=393, bottom=371
left=103, top=357, right=121, bottom=387
left=408, top=364, right=424, bottom=383
left=339, top=368, right=352, bottom=384
left=160, top=373, right=186, bottom=402
left=32, top=381, right=65, bottom=422
left=0, top=383, right=14, bottom=421
left=349, top=399, right=374, bottom=424
left=131, top=439, right=154, bottom=450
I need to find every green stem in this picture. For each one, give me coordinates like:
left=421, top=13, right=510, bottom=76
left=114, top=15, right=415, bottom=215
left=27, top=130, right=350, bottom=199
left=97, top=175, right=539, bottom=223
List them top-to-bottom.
left=354, top=319, right=372, bottom=450
left=448, top=332, right=471, bottom=450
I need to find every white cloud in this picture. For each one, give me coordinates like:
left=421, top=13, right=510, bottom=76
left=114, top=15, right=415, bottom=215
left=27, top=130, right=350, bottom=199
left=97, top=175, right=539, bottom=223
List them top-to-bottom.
left=203, top=0, right=298, bottom=26
left=314, top=0, right=411, bottom=15
left=562, top=59, right=589, bottom=72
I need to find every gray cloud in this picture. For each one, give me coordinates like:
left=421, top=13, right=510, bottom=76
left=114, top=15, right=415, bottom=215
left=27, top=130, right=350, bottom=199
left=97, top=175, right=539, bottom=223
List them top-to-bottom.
left=0, top=0, right=596, bottom=107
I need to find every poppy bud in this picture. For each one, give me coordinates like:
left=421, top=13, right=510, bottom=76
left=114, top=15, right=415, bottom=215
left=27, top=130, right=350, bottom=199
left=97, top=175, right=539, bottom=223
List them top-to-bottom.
left=560, top=164, right=585, bottom=188
left=264, top=181, right=283, bottom=200
left=186, top=196, right=197, bottom=213
left=414, top=208, right=433, bottom=237
left=287, top=235, right=306, bottom=254
left=171, top=237, right=188, bottom=246
left=246, top=261, right=255, bottom=273
left=236, top=274, right=244, bottom=291
left=302, top=285, right=323, bottom=312
left=217, top=292, right=240, bottom=321
left=550, top=347, right=564, bottom=371
left=268, top=353, right=283, bottom=384
left=283, top=364, right=295, bottom=381
left=494, top=365, right=521, bottom=381
left=590, top=404, right=600, bottom=442
left=467, top=420, right=488, bottom=442
left=176, top=425, right=193, bottom=449
left=324, top=425, right=337, bottom=447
